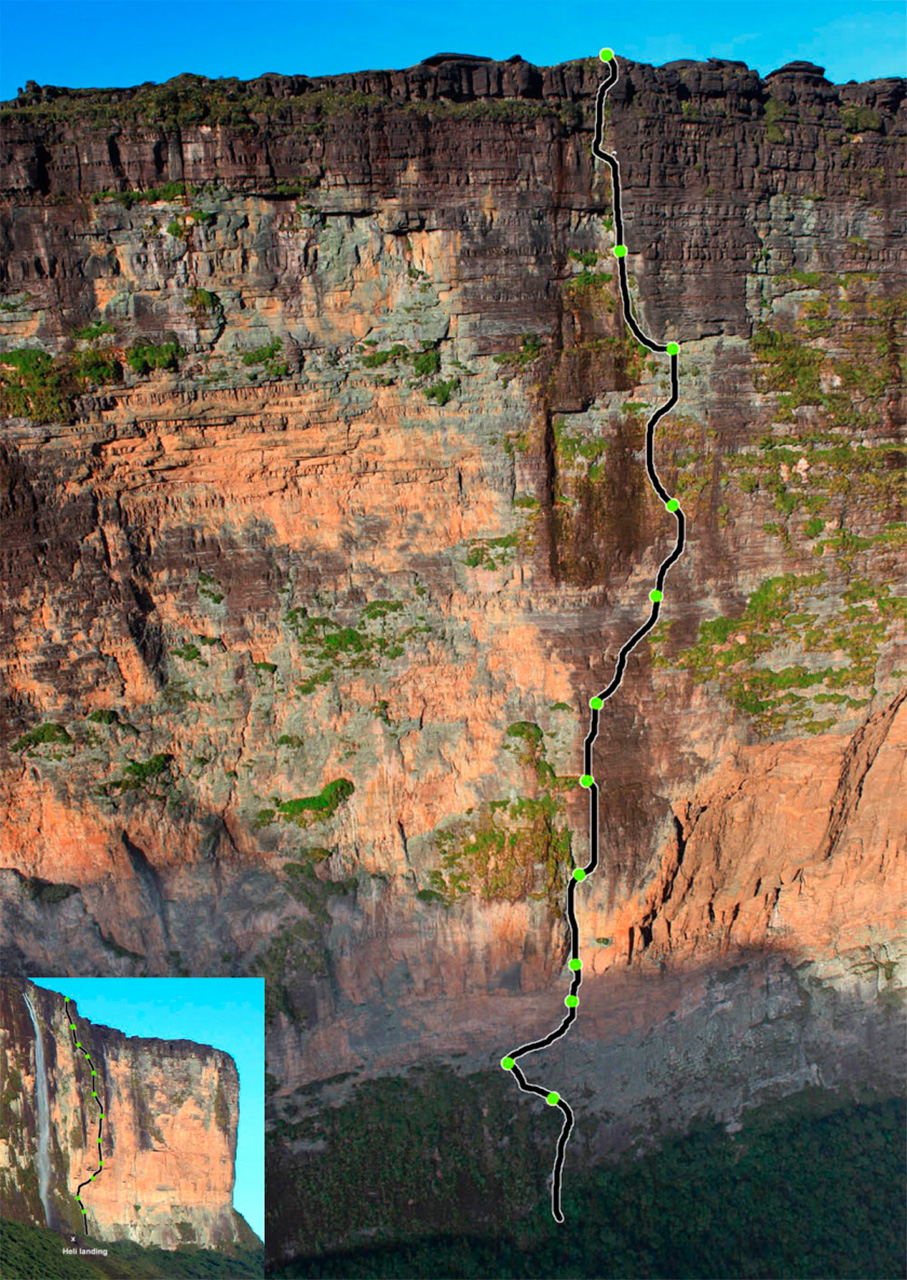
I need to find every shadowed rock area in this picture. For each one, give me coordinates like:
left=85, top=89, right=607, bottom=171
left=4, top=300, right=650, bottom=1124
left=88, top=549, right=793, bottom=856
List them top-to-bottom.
left=0, top=51, right=904, bottom=1265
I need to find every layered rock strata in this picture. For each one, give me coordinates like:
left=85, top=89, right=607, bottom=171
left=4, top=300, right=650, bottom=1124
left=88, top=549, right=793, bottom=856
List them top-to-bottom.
left=0, top=51, right=904, bottom=1259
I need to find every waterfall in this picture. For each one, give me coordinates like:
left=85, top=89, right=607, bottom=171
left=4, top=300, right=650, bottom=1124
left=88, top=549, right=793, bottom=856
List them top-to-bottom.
left=22, top=991, right=53, bottom=1229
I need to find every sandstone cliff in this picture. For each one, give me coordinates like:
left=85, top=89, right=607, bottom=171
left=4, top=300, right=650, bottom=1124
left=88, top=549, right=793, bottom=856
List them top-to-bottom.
left=0, top=51, right=904, bottom=1261
left=0, top=978, right=249, bottom=1250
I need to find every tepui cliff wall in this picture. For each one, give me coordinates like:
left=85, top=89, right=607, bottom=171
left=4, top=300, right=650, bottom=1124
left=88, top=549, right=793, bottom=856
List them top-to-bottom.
left=0, top=50, right=904, bottom=1259
left=0, top=978, right=249, bottom=1250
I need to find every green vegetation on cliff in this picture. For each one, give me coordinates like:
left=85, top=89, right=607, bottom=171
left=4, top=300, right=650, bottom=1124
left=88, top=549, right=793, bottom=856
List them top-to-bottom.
left=126, top=340, right=181, bottom=375
left=0, top=348, right=120, bottom=422
left=652, top=571, right=905, bottom=734
left=285, top=596, right=430, bottom=695
left=10, top=722, right=73, bottom=752
left=423, top=723, right=572, bottom=906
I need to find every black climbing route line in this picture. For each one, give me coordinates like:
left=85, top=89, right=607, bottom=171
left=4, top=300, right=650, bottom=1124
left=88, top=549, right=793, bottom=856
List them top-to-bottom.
left=501, top=49, right=687, bottom=1224
left=65, top=997, right=105, bottom=1232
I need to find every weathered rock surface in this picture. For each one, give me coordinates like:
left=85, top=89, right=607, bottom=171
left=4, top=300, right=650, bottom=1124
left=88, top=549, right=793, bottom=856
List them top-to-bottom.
left=0, top=52, right=904, bottom=1259
left=0, top=977, right=250, bottom=1249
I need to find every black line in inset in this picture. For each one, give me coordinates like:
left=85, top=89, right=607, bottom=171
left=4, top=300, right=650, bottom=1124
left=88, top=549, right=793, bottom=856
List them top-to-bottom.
left=503, top=50, right=688, bottom=1224
left=66, top=998, right=105, bottom=1233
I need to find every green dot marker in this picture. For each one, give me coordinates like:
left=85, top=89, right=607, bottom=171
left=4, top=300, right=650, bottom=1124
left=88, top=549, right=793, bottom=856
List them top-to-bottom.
left=599, top=47, right=614, bottom=62
left=613, top=244, right=627, bottom=258
left=666, top=342, right=680, bottom=355
left=666, top=498, right=680, bottom=512
left=650, top=589, right=663, bottom=602
left=589, top=696, right=603, bottom=709
left=579, top=774, right=594, bottom=788
left=573, top=868, right=586, bottom=881
left=568, top=958, right=582, bottom=971
left=566, top=995, right=579, bottom=1007
left=70, top=1024, right=76, bottom=1030
left=76, top=1042, right=81, bottom=1049
left=501, top=1056, right=515, bottom=1071
left=91, top=1070, right=96, bottom=1076
left=92, top=1091, right=97, bottom=1097
left=546, top=1092, right=560, bottom=1105
left=100, top=1113, right=105, bottom=1120
left=91, top=1174, right=96, bottom=1180
left=76, top=1196, right=81, bottom=1202
left=81, top=1208, right=86, bottom=1215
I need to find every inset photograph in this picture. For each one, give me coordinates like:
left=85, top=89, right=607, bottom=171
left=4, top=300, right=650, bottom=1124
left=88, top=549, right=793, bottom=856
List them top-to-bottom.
left=1, top=976, right=263, bottom=1278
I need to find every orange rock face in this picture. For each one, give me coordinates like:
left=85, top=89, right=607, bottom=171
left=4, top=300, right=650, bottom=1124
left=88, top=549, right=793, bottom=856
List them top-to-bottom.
left=0, top=52, right=905, bottom=1260
left=591, top=693, right=907, bottom=971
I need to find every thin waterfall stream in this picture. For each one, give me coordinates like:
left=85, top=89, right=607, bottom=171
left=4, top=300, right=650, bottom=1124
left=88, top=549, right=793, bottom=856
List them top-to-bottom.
left=22, top=991, right=54, bottom=1229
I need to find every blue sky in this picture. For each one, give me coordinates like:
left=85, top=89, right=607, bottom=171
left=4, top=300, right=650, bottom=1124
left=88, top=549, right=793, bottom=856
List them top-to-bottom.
left=0, top=0, right=904, bottom=99
left=30, top=978, right=264, bottom=1243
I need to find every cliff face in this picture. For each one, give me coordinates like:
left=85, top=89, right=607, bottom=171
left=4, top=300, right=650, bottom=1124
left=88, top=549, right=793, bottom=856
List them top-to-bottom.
left=0, top=52, right=905, bottom=1260
left=0, top=978, right=245, bottom=1250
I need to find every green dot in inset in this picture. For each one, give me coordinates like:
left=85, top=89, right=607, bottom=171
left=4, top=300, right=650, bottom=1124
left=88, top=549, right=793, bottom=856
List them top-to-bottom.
left=599, top=47, right=614, bottom=62
left=613, top=244, right=627, bottom=258
left=666, top=341, right=680, bottom=355
left=666, top=498, right=680, bottom=512
left=650, top=589, right=663, bottom=602
left=589, top=696, right=603, bottom=709
left=579, top=774, right=594, bottom=788
left=573, top=868, right=586, bottom=881
left=568, top=958, right=582, bottom=971
left=566, top=995, right=579, bottom=1007
left=70, top=1024, right=76, bottom=1030
left=76, top=1042, right=81, bottom=1048
left=501, top=1056, right=515, bottom=1071
left=91, top=1070, right=96, bottom=1076
left=92, top=1091, right=97, bottom=1097
left=546, top=1091, right=560, bottom=1105
left=91, top=1174, right=96, bottom=1180
left=76, top=1195, right=81, bottom=1202
left=81, top=1207, right=86, bottom=1215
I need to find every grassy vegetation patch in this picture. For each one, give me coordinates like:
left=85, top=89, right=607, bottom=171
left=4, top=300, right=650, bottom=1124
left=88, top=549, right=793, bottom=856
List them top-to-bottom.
left=90, top=180, right=186, bottom=207
left=564, top=270, right=614, bottom=294
left=187, top=287, right=220, bottom=315
left=71, top=321, right=116, bottom=342
left=493, top=333, right=545, bottom=367
left=241, top=337, right=287, bottom=381
left=126, top=340, right=181, bottom=375
left=0, top=347, right=120, bottom=422
left=424, top=377, right=459, bottom=405
left=464, top=533, right=519, bottom=570
left=197, top=570, right=225, bottom=604
left=653, top=571, right=905, bottom=734
left=285, top=597, right=429, bottom=694
left=172, top=643, right=203, bottom=662
left=10, top=722, right=73, bottom=752
left=425, top=725, right=571, bottom=905
left=104, top=753, right=173, bottom=795
left=276, top=779, right=355, bottom=824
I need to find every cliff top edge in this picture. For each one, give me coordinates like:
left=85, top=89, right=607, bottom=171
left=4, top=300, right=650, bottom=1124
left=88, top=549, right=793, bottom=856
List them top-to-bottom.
left=4, top=52, right=904, bottom=112
left=9, top=978, right=240, bottom=1068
